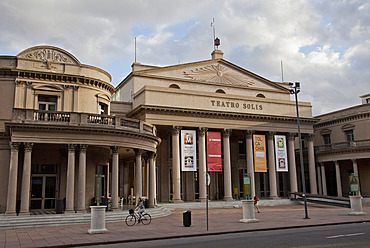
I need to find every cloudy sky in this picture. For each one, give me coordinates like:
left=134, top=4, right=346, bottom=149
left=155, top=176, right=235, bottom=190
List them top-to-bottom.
left=1, top=0, right=369, bottom=115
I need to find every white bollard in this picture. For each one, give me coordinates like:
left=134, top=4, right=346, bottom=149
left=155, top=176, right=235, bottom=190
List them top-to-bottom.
left=348, top=196, right=366, bottom=216
left=239, top=200, right=259, bottom=223
left=88, top=206, right=109, bottom=234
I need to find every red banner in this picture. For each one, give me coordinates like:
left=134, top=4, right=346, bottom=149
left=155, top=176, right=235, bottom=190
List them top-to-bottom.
left=207, top=131, right=222, bottom=172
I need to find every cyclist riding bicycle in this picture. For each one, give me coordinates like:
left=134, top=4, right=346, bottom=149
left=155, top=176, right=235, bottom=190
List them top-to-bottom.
left=135, top=197, right=145, bottom=222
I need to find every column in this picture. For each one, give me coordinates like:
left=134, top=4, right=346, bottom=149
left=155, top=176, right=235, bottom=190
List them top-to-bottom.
left=172, top=126, right=182, bottom=203
left=198, top=128, right=207, bottom=202
left=223, top=129, right=233, bottom=201
left=246, top=131, right=255, bottom=197
left=267, top=133, right=278, bottom=198
left=287, top=133, right=298, bottom=193
left=306, top=134, right=317, bottom=194
left=5, top=142, right=20, bottom=215
left=19, top=143, right=34, bottom=215
left=65, top=144, right=77, bottom=213
left=76, top=144, right=88, bottom=212
left=111, top=146, right=120, bottom=210
left=135, top=149, right=143, bottom=202
left=149, top=152, right=156, bottom=207
left=351, top=159, right=361, bottom=194
left=334, top=161, right=342, bottom=197
left=321, top=163, right=327, bottom=196
left=123, top=164, right=129, bottom=200
left=317, top=165, right=322, bottom=195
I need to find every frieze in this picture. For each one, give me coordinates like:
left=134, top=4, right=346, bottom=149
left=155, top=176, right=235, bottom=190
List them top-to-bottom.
left=20, top=48, right=77, bottom=65
left=183, top=64, right=255, bottom=87
left=210, top=100, right=263, bottom=111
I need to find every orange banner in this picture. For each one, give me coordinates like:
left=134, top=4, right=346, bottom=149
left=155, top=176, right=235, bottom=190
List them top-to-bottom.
left=253, top=134, right=267, bottom=172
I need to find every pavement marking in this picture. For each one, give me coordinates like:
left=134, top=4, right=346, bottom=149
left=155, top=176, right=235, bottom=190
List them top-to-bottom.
left=326, top=233, right=364, bottom=239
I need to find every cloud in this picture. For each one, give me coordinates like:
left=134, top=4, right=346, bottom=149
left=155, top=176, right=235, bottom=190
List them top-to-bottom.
left=0, top=0, right=369, bottom=115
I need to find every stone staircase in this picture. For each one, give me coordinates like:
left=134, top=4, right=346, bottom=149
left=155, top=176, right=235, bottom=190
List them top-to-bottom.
left=0, top=206, right=171, bottom=230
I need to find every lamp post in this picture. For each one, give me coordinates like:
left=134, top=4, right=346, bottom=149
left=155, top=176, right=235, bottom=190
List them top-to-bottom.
left=289, top=82, right=309, bottom=219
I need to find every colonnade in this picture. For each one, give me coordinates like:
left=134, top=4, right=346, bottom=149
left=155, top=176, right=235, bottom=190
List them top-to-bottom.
left=170, top=127, right=318, bottom=202
left=5, top=142, right=157, bottom=215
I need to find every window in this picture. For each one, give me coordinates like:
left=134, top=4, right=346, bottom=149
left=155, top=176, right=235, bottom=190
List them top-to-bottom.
left=169, top=84, right=180, bottom=89
left=215, top=89, right=226, bottom=94
left=256, top=93, right=265, bottom=98
left=38, top=95, right=57, bottom=111
left=99, top=103, right=108, bottom=115
left=345, top=130, right=354, bottom=142
left=323, top=134, right=331, bottom=145
left=238, top=139, right=246, bottom=155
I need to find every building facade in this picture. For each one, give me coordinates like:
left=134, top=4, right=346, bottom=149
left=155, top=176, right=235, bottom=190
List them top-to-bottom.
left=0, top=46, right=160, bottom=215
left=113, top=49, right=318, bottom=203
left=314, top=94, right=370, bottom=197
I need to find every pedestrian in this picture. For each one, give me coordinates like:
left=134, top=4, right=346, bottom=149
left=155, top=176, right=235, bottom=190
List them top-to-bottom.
left=254, top=195, right=260, bottom=213
left=135, top=197, right=145, bottom=222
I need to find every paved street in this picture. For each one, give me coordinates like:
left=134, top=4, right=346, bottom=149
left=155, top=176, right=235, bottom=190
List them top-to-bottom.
left=0, top=204, right=369, bottom=248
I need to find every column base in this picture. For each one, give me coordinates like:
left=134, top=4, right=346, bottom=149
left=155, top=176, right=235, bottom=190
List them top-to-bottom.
left=223, top=196, right=234, bottom=201
left=269, top=196, right=280, bottom=200
left=198, top=197, right=207, bottom=202
left=172, top=199, right=183, bottom=203
left=76, top=209, right=87, bottom=214
left=64, top=210, right=76, bottom=214
left=4, top=211, right=17, bottom=216
left=348, top=211, right=366, bottom=216
left=18, top=212, right=31, bottom=216
left=239, top=218, right=259, bottom=223
left=88, top=228, right=109, bottom=234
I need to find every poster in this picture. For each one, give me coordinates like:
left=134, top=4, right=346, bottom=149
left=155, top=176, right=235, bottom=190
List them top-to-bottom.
left=181, top=130, right=197, bottom=171
left=207, top=131, right=222, bottom=172
left=253, top=134, right=267, bottom=172
left=274, top=135, right=288, bottom=172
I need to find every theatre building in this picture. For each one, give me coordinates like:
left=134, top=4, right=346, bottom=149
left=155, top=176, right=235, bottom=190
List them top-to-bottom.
left=113, top=49, right=318, bottom=203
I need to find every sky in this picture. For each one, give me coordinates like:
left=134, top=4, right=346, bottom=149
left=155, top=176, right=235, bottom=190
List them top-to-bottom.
left=1, top=0, right=369, bottom=116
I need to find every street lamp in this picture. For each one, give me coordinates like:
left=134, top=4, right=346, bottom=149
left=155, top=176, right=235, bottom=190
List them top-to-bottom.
left=289, top=82, right=309, bottom=219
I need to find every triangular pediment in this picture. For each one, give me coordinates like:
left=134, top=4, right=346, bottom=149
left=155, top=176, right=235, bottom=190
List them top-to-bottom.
left=135, top=59, right=288, bottom=92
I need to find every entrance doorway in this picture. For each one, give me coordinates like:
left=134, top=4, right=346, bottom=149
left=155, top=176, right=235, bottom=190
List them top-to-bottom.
left=30, top=164, right=57, bottom=210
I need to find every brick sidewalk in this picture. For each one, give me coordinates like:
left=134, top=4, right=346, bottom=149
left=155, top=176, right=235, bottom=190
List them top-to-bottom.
left=0, top=204, right=369, bottom=248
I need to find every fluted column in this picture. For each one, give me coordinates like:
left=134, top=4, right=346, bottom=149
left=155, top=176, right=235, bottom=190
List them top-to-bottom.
left=172, top=126, right=182, bottom=203
left=198, top=128, right=207, bottom=202
left=223, top=129, right=233, bottom=201
left=246, top=131, right=255, bottom=197
left=267, top=132, right=278, bottom=198
left=287, top=133, right=298, bottom=193
left=306, top=135, right=317, bottom=194
left=5, top=142, right=20, bottom=215
left=19, top=143, right=34, bottom=215
left=65, top=144, right=77, bottom=213
left=76, top=144, right=88, bottom=212
left=111, top=146, right=120, bottom=210
left=135, top=149, right=143, bottom=202
left=149, top=152, right=156, bottom=207
left=334, top=161, right=342, bottom=197
left=321, top=163, right=327, bottom=196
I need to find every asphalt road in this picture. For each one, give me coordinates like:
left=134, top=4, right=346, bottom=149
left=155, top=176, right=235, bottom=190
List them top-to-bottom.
left=79, top=222, right=370, bottom=248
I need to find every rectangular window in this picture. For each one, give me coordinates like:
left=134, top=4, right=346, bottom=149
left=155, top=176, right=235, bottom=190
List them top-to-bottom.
left=38, top=95, right=57, bottom=111
left=99, top=103, right=108, bottom=115
left=345, top=130, right=354, bottom=142
left=323, top=134, right=331, bottom=145
left=238, top=139, right=246, bottom=155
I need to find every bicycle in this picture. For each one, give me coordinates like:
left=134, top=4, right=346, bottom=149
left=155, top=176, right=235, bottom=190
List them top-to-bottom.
left=125, top=209, right=151, bottom=226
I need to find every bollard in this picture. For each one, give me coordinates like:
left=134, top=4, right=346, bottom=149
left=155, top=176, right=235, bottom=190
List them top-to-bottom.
left=348, top=196, right=366, bottom=216
left=239, top=200, right=259, bottom=223
left=88, top=206, right=109, bottom=234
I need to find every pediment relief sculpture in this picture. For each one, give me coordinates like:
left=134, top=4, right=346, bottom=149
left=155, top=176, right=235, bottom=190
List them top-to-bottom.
left=18, top=47, right=79, bottom=65
left=183, top=64, right=255, bottom=87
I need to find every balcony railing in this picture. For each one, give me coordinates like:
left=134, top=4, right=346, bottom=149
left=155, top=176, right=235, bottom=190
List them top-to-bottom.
left=12, top=109, right=156, bottom=136
left=316, top=139, right=370, bottom=153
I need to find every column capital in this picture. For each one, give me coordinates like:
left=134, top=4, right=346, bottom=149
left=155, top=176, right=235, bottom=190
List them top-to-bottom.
left=172, top=126, right=182, bottom=135
left=198, top=127, right=208, bottom=137
left=223, top=129, right=232, bottom=137
left=245, top=130, right=254, bottom=139
left=267, top=132, right=276, bottom=140
left=287, top=133, right=296, bottom=141
left=305, top=134, right=315, bottom=142
left=9, top=142, right=20, bottom=151
left=23, top=142, right=34, bottom=151
left=68, top=144, right=77, bottom=151
left=80, top=144, right=88, bottom=152
left=111, top=146, right=120, bottom=154
left=134, top=149, right=143, bottom=156
left=148, top=151, right=156, bottom=160
left=351, top=159, right=357, bottom=164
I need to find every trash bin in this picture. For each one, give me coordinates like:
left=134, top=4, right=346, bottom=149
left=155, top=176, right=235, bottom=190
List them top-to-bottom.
left=56, top=199, right=64, bottom=214
left=144, top=199, right=149, bottom=208
left=183, top=210, right=191, bottom=227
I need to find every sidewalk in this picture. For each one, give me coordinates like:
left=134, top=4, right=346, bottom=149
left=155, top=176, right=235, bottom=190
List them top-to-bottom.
left=0, top=204, right=369, bottom=248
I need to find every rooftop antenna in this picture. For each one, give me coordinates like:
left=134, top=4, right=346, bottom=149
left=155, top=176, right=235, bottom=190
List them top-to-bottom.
left=211, top=18, right=216, bottom=50
left=134, top=37, right=137, bottom=63
left=281, top=61, right=284, bottom=83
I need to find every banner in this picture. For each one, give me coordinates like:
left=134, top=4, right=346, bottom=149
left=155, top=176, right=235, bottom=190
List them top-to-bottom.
left=181, top=130, right=197, bottom=171
left=207, top=131, right=222, bottom=172
left=253, top=134, right=267, bottom=172
left=274, top=135, right=288, bottom=172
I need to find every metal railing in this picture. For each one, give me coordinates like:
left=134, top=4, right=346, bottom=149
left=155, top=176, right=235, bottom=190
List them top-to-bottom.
left=316, top=139, right=370, bottom=153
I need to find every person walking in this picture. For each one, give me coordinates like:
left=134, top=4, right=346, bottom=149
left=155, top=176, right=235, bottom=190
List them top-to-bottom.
left=254, top=196, right=260, bottom=213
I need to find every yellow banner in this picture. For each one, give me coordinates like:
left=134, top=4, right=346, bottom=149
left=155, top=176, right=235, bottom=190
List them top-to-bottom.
left=253, top=134, right=267, bottom=172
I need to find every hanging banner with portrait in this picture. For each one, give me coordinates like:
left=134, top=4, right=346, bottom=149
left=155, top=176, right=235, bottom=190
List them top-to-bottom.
left=181, top=130, right=197, bottom=171
left=207, top=131, right=222, bottom=172
left=253, top=134, right=267, bottom=172
left=274, top=135, right=288, bottom=172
